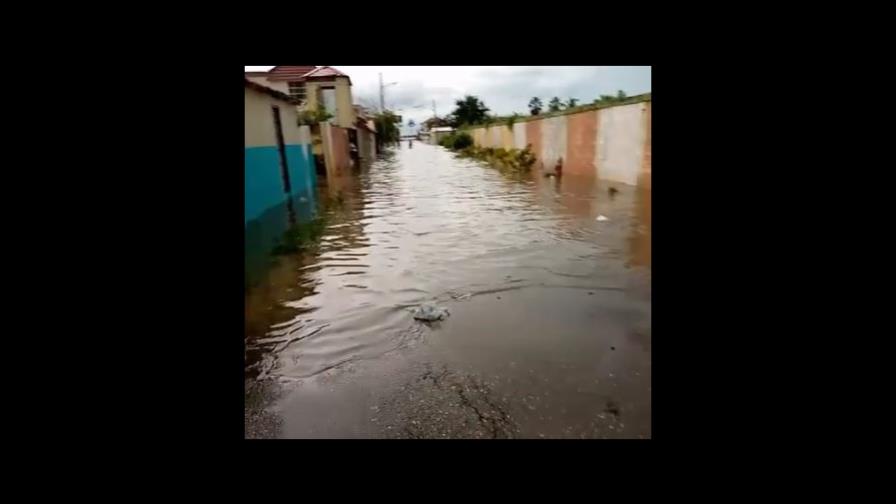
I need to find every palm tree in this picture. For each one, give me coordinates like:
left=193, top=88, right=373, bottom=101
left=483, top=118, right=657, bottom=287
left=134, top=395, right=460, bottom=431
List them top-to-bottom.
left=528, top=97, right=543, bottom=115
left=548, top=97, right=563, bottom=112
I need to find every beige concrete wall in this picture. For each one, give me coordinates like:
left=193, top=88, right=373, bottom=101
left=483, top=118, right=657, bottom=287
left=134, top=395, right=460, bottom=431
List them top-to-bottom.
left=246, top=75, right=269, bottom=87
left=246, top=77, right=289, bottom=95
left=335, top=77, right=354, bottom=128
left=298, top=78, right=355, bottom=129
left=304, top=82, right=320, bottom=111
left=245, top=86, right=305, bottom=147
left=465, top=99, right=651, bottom=186
left=597, top=102, right=646, bottom=186
left=641, top=102, right=651, bottom=189
left=541, top=115, right=567, bottom=175
left=513, top=122, right=527, bottom=149
left=321, top=123, right=353, bottom=179
left=490, top=126, right=502, bottom=148
left=500, top=126, right=514, bottom=149
left=357, top=128, right=376, bottom=161
left=473, top=128, right=487, bottom=147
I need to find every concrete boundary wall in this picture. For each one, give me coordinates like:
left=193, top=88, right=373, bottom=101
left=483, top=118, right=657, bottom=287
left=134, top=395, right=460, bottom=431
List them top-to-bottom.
left=464, top=98, right=651, bottom=186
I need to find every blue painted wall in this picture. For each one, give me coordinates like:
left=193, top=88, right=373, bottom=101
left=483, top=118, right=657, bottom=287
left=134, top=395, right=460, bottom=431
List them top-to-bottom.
left=245, top=142, right=318, bottom=286
left=245, top=144, right=316, bottom=224
left=284, top=144, right=316, bottom=197
left=245, top=146, right=285, bottom=224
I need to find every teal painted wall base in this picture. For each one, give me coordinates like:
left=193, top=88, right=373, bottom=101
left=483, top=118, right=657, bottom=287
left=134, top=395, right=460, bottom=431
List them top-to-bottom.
left=245, top=142, right=319, bottom=285
left=245, top=144, right=316, bottom=224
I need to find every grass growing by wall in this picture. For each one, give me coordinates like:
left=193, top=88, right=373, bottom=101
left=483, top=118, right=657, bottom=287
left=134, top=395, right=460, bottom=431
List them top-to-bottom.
left=438, top=131, right=535, bottom=171
left=457, top=145, right=537, bottom=172
left=270, top=217, right=328, bottom=255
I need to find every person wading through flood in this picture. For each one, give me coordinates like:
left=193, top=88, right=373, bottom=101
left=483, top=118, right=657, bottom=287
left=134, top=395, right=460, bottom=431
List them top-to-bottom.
left=543, top=156, right=563, bottom=177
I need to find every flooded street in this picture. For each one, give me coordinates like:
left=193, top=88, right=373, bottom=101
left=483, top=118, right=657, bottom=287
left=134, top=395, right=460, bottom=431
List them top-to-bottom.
left=245, top=142, right=651, bottom=439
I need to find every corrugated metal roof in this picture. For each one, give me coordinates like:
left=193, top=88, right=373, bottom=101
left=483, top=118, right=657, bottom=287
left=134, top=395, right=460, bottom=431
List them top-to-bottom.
left=267, top=66, right=317, bottom=82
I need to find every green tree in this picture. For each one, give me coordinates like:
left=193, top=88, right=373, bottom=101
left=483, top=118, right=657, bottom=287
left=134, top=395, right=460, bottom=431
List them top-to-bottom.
left=616, top=89, right=627, bottom=100
left=450, top=95, right=490, bottom=126
left=548, top=96, right=563, bottom=112
left=528, top=97, right=543, bottom=115
left=566, top=98, right=578, bottom=108
left=296, top=103, right=333, bottom=126
left=373, top=111, right=401, bottom=147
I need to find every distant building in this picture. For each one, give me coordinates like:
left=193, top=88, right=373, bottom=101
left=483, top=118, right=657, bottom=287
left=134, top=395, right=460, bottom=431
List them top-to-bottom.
left=245, top=66, right=356, bottom=129
left=246, top=66, right=372, bottom=179
left=354, top=106, right=377, bottom=162
left=429, top=126, right=455, bottom=145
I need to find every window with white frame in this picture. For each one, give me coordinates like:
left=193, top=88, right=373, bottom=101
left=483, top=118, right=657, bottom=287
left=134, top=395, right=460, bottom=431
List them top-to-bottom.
left=288, top=81, right=306, bottom=101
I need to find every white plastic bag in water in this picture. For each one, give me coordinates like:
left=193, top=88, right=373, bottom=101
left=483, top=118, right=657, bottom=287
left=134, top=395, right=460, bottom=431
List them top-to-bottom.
left=596, top=215, right=609, bottom=222
left=412, top=304, right=450, bottom=321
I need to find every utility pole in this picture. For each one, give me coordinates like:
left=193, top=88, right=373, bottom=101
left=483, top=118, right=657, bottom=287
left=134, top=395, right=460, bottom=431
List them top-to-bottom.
left=379, top=73, right=385, bottom=112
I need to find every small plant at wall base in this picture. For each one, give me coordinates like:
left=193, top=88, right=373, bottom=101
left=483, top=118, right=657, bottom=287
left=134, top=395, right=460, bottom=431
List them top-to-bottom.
left=454, top=145, right=537, bottom=172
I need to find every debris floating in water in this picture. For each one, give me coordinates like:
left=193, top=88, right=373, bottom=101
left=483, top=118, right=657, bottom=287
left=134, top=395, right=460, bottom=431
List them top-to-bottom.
left=596, top=215, right=609, bottom=222
left=412, top=304, right=450, bottom=321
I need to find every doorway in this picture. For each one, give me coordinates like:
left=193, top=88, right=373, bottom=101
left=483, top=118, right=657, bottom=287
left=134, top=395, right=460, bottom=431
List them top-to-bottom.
left=271, top=105, right=292, bottom=194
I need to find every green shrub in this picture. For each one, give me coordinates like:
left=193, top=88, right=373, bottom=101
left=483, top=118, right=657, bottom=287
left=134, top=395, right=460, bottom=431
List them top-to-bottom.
left=296, top=104, right=333, bottom=126
left=439, top=131, right=473, bottom=150
left=452, top=132, right=473, bottom=149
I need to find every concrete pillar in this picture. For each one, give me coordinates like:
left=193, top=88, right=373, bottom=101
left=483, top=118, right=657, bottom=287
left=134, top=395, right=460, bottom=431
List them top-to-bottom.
left=335, top=77, right=354, bottom=129
left=305, top=82, right=320, bottom=111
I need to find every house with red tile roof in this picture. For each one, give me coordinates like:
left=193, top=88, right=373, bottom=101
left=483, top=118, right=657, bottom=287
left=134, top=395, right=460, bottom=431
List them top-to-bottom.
left=244, top=66, right=357, bottom=130
left=245, top=66, right=376, bottom=180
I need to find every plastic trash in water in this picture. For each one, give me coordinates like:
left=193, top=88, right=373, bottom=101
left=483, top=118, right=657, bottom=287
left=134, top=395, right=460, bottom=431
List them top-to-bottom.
left=596, top=215, right=609, bottom=222
left=412, top=304, right=449, bottom=321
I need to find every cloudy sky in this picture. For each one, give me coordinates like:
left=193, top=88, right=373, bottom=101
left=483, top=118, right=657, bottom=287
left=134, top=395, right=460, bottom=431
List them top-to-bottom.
left=245, top=66, right=651, bottom=128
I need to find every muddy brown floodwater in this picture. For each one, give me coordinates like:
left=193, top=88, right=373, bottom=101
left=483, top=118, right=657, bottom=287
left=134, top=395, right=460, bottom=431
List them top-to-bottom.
left=245, top=142, right=651, bottom=439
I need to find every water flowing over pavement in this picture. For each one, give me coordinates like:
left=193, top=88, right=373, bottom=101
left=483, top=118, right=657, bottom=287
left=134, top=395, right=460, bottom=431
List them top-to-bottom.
left=245, top=142, right=651, bottom=439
